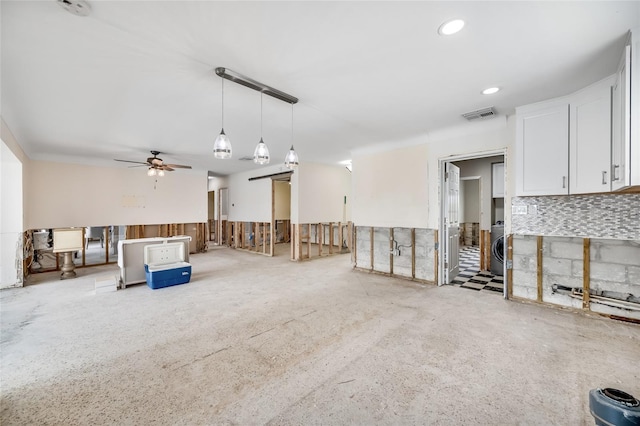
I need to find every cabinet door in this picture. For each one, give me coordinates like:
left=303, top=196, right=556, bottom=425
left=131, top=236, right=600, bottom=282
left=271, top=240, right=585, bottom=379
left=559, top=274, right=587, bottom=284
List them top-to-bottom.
left=612, top=45, right=632, bottom=190
left=569, top=78, right=612, bottom=194
left=516, top=103, right=569, bottom=196
left=492, top=162, right=504, bottom=198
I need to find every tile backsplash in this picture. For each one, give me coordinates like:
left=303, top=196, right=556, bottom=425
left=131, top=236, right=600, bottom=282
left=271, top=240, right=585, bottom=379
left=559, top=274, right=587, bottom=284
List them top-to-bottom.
left=511, top=193, right=640, bottom=240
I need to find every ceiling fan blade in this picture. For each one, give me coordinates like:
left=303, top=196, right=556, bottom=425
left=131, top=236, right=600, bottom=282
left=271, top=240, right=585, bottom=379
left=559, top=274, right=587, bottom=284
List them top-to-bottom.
left=115, top=159, right=149, bottom=165
left=165, top=164, right=192, bottom=169
left=162, top=166, right=175, bottom=171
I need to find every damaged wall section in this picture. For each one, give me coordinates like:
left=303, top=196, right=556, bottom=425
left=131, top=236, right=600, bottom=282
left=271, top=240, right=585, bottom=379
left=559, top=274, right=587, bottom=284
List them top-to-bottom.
left=354, top=226, right=436, bottom=283
left=511, top=234, right=640, bottom=321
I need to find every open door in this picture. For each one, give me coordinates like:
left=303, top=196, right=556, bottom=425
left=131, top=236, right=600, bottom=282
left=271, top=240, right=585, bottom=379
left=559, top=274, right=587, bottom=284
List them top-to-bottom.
left=444, top=162, right=460, bottom=284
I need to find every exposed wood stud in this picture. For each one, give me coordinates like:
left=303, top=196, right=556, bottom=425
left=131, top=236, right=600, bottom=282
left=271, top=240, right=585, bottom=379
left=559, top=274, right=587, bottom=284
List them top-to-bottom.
left=318, top=223, right=323, bottom=257
left=329, top=223, right=334, bottom=255
left=353, top=225, right=357, bottom=266
left=370, top=227, right=374, bottom=271
left=389, top=228, right=394, bottom=275
left=412, top=228, right=416, bottom=279
left=433, top=229, right=437, bottom=283
left=479, top=230, right=485, bottom=270
left=507, top=234, right=513, bottom=298
left=537, top=235, right=543, bottom=302
left=583, top=238, right=591, bottom=310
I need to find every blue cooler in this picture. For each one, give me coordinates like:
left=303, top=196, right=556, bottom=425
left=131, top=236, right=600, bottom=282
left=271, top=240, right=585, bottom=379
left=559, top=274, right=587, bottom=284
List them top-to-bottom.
left=143, top=242, right=191, bottom=289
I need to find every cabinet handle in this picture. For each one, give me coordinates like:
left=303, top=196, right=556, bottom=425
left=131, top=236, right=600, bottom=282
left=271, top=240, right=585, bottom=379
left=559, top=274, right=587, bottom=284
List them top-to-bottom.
left=612, top=165, right=620, bottom=181
left=602, top=171, right=607, bottom=185
left=562, top=176, right=566, bottom=189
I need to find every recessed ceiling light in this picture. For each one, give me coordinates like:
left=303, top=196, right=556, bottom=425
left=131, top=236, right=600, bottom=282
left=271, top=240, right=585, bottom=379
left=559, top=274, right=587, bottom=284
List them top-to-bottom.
left=438, top=19, right=465, bottom=36
left=482, top=87, right=500, bottom=95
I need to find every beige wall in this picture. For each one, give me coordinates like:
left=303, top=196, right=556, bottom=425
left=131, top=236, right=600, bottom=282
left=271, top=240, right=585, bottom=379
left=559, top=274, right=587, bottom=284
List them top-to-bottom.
left=350, top=117, right=514, bottom=230
left=352, top=144, right=429, bottom=228
left=26, top=161, right=208, bottom=229
left=296, top=162, right=351, bottom=224
left=226, top=165, right=287, bottom=222
left=274, top=181, right=291, bottom=220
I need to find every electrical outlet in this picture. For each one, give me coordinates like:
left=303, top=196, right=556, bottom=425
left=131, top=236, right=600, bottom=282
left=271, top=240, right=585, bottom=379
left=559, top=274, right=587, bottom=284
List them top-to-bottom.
left=512, top=205, right=527, bottom=215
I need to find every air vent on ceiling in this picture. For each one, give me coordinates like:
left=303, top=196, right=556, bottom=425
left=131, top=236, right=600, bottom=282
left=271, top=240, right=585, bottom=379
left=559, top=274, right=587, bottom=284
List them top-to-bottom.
left=57, top=0, right=91, bottom=16
left=462, top=107, right=497, bottom=121
left=238, top=156, right=254, bottom=161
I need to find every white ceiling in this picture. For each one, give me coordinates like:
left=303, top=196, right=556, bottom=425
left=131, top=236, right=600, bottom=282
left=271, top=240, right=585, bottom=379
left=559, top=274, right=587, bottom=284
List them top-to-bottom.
left=2, top=1, right=639, bottom=176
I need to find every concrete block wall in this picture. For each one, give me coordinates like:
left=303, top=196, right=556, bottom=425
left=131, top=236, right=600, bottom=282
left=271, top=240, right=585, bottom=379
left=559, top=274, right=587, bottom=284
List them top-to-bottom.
left=354, top=226, right=435, bottom=283
left=355, top=227, right=372, bottom=270
left=372, top=227, right=391, bottom=274
left=393, top=228, right=413, bottom=278
left=415, top=228, right=435, bottom=282
left=512, top=234, right=640, bottom=320
left=512, top=235, right=538, bottom=300
left=542, top=237, right=583, bottom=309
left=589, top=239, right=640, bottom=319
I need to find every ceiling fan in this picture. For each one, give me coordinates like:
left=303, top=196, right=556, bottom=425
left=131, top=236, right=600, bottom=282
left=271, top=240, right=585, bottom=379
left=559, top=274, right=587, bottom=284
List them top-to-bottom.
left=114, top=150, right=192, bottom=176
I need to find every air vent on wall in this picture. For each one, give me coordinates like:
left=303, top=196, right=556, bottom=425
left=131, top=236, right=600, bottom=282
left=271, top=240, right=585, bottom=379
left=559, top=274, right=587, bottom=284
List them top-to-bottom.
left=462, top=107, right=497, bottom=121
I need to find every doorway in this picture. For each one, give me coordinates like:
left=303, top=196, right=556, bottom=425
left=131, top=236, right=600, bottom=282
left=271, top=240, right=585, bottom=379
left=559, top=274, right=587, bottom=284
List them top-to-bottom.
left=439, top=150, right=508, bottom=298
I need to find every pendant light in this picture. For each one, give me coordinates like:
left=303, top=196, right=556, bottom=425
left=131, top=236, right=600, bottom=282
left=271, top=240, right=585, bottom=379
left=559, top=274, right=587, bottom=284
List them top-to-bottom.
left=213, top=77, right=232, bottom=159
left=253, top=93, right=270, bottom=165
left=284, top=102, right=299, bottom=169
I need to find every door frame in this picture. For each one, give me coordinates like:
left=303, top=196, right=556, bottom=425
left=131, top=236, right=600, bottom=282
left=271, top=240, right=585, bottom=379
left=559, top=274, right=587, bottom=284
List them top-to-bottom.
left=438, top=149, right=508, bottom=298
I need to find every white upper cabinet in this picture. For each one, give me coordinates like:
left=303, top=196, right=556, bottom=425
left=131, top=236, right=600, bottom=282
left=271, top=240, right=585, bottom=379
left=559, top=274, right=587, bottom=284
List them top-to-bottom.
left=611, top=29, right=640, bottom=191
left=611, top=44, right=631, bottom=191
left=569, top=76, right=614, bottom=194
left=516, top=100, right=569, bottom=196
left=492, top=162, right=504, bottom=198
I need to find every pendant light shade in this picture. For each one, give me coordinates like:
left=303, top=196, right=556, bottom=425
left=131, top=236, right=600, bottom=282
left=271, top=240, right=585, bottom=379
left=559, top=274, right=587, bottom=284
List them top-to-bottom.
left=213, top=77, right=232, bottom=159
left=254, top=93, right=270, bottom=165
left=284, top=102, right=299, bottom=169
left=213, top=129, right=232, bottom=159
left=254, top=138, right=270, bottom=165
left=284, top=145, right=299, bottom=169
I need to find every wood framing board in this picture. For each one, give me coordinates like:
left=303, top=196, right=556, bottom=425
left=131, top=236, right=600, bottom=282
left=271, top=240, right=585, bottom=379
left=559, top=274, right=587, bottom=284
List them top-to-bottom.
left=270, top=221, right=274, bottom=257
left=329, top=223, right=334, bottom=255
left=318, top=224, right=323, bottom=257
left=353, top=225, right=357, bottom=265
left=370, top=227, right=374, bottom=271
left=389, top=228, right=394, bottom=275
left=412, top=228, right=416, bottom=279
left=433, top=229, right=437, bottom=283
left=479, top=230, right=486, bottom=270
left=507, top=234, right=513, bottom=298
left=537, top=235, right=543, bottom=302
left=583, top=238, right=590, bottom=310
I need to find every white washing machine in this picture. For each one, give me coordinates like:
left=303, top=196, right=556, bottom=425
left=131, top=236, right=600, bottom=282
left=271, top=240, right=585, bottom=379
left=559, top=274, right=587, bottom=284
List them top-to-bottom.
left=490, top=224, right=504, bottom=276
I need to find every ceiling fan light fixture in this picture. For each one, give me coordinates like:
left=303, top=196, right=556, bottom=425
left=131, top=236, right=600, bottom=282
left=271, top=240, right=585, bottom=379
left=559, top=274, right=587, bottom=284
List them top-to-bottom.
left=213, top=129, right=232, bottom=159
left=254, top=138, right=270, bottom=165
left=284, top=145, right=299, bottom=169
left=147, top=167, right=156, bottom=177
left=158, top=169, right=165, bottom=177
